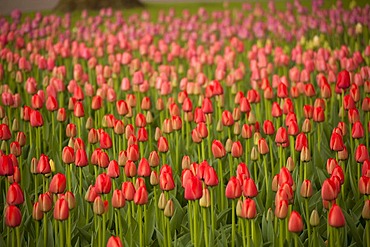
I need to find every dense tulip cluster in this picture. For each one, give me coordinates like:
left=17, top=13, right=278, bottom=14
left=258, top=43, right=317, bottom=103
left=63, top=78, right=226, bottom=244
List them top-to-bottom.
left=0, top=1, right=370, bottom=246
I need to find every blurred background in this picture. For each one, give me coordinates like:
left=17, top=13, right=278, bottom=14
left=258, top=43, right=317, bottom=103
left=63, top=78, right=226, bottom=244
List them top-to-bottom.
left=0, top=0, right=247, bottom=15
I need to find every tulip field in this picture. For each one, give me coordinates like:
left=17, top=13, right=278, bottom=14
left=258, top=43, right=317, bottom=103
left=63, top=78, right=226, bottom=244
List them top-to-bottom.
left=1, top=0, right=370, bottom=246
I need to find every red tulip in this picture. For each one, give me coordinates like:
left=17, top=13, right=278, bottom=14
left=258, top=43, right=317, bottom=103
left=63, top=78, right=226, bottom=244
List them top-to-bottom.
left=336, top=70, right=350, bottom=90
left=73, top=101, right=84, bottom=118
left=30, top=110, right=43, bottom=127
left=222, top=110, right=234, bottom=126
left=263, top=120, right=275, bottom=135
left=66, top=123, right=77, bottom=137
left=275, top=127, right=288, bottom=144
left=100, top=131, right=112, bottom=150
left=329, top=132, right=344, bottom=152
left=157, top=136, right=169, bottom=153
left=258, top=138, right=269, bottom=155
left=212, top=140, right=226, bottom=159
left=231, top=141, right=243, bottom=158
left=355, top=144, right=369, bottom=163
left=62, top=146, right=74, bottom=164
left=75, top=149, right=88, bottom=167
left=137, top=158, right=150, bottom=177
left=107, top=160, right=120, bottom=178
left=124, top=160, right=137, bottom=178
left=204, top=166, right=219, bottom=187
left=160, top=171, right=175, bottom=191
left=49, top=173, right=66, bottom=194
left=95, top=173, right=112, bottom=194
left=184, top=175, right=203, bottom=200
left=225, top=176, right=242, bottom=199
left=359, top=176, right=370, bottom=195
left=243, top=178, right=258, bottom=198
left=300, top=179, right=313, bottom=198
left=321, top=179, right=338, bottom=201
left=122, top=181, right=136, bottom=201
left=6, top=182, right=24, bottom=206
left=134, top=185, right=148, bottom=205
left=112, top=189, right=126, bottom=209
left=38, top=193, right=53, bottom=212
left=93, top=196, right=105, bottom=215
left=54, top=198, right=69, bottom=221
left=239, top=198, right=257, bottom=219
left=275, top=199, right=289, bottom=219
left=32, top=202, right=43, bottom=221
left=328, top=204, right=345, bottom=228
left=4, top=205, right=22, bottom=227
left=288, top=211, right=304, bottom=233
left=107, top=236, right=123, bottom=247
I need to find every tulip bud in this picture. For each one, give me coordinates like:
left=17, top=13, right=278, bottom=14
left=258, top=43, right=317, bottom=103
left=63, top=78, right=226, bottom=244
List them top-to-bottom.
left=251, top=147, right=258, bottom=161
left=300, top=179, right=313, bottom=198
left=134, top=186, right=148, bottom=205
left=199, top=188, right=211, bottom=207
left=112, top=189, right=125, bottom=209
left=158, top=192, right=167, bottom=210
left=93, top=196, right=105, bottom=215
left=164, top=199, right=174, bottom=217
left=362, top=200, right=370, bottom=219
left=32, top=202, right=44, bottom=221
left=328, top=203, right=345, bottom=228
left=5, top=205, right=22, bottom=227
left=288, top=211, right=304, bottom=233
left=107, top=236, right=123, bottom=247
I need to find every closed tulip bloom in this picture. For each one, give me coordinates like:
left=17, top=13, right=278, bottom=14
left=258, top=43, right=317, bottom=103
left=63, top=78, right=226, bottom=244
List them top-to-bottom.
left=336, top=70, right=350, bottom=90
left=277, top=83, right=288, bottom=98
left=182, top=97, right=193, bottom=112
left=116, top=100, right=129, bottom=116
left=73, top=101, right=84, bottom=118
left=313, top=107, right=325, bottom=122
left=30, top=110, right=43, bottom=127
left=222, top=110, right=234, bottom=126
left=135, top=113, right=146, bottom=128
left=263, top=120, right=275, bottom=135
left=352, top=121, right=364, bottom=139
left=66, top=123, right=76, bottom=138
left=275, top=127, right=288, bottom=144
left=191, top=129, right=202, bottom=143
left=100, top=131, right=112, bottom=150
left=330, top=132, right=344, bottom=152
left=295, top=133, right=308, bottom=152
left=157, top=136, right=169, bottom=153
left=258, top=138, right=269, bottom=155
left=212, top=140, right=226, bottom=158
left=231, top=141, right=243, bottom=158
left=126, top=144, right=139, bottom=161
left=355, top=144, right=369, bottom=163
left=62, top=146, right=75, bottom=164
left=300, top=146, right=311, bottom=162
left=75, top=149, right=88, bottom=167
left=149, top=151, right=160, bottom=167
left=0, top=154, right=14, bottom=176
left=36, top=155, right=51, bottom=174
left=137, top=158, right=150, bottom=177
left=107, top=160, right=120, bottom=178
left=124, top=160, right=137, bottom=178
left=204, top=166, right=219, bottom=187
left=331, top=166, right=345, bottom=185
left=278, top=167, right=293, bottom=187
left=160, top=171, right=175, bottom=191
left=49, top=173, right=66, bottom=194
left=95, top=173, right=112, bottom=194
left=184, top=175, right=203, bottom=200
left=225, top=176, right=242, bottom=199
left=358, top=176, right=370, bottom=195
left=243, top=178, right=258, bottom=198
left=300, top=179, right=313, bottom=198
left=321, top=179, right=338, bottom=201
left=122, top=181, right=135, bottom=201
left=6, top=182, right=24, bottom=206
left=84, top=185, right=98, bottom=203
left=134, top=186, right=148, bottom=205
left=199, top=188, right=211, bottom=208
left=112, top=189, right=125, bottom=208
left=38, top=193, right=53, bottom=212
left=93, top=196, right=105, bottom=215
left=54, top=198, right=69, bottom=220
left=240, top=198, right=257, bottom=219
left=164, top=199, right=175, bottom=217
left=275, top=199, right=289, bottom=219
left=362, top=200, right=370, bottom=219
left=32, top=202, right=43, bottom=221
left=328, top=204, right=345, bottom=227
left=5, top=205, right=22, bottom=227
left=288, top=211, right=304, bottom=233
left=107, top=236, right=123, bottom=247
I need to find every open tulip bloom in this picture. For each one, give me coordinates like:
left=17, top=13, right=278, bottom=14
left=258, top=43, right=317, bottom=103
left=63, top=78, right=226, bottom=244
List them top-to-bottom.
left=1, top=1, right=370, bottom=247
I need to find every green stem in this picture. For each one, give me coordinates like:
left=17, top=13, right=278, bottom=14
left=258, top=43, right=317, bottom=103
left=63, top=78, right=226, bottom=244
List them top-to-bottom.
left=218, top=159, right=225, bottom=211
left=79, top=167, right=83, bottom=196
left=210, top=188, right=215, bottom=234
left=305, top=199, right=311, bottom=245
left=231, top=200, right=236, bottom=247
left=188, top=201, right=194, bottom=244
left=194, top=201, right=198, bottom=247
left=144, top=204, right=148, bottom=245
left=138, top=205, right=143, bottom=247
left=202, top=207, right=209, bottom=247
left=115, top=210, right=119, bottom=236
left=102, top=213, right=106, bottom=247
left=43, top=214, right=47, bottom=247
left=167, top=216, right=171, bottom=247
left=246, top=219, right=250, bottom=247
left=279, top=219, right=284, bottom=247
left=35, top=221, right=39, bottom=244
left=59, top=221, right=64, bottom=247
left=366, top=221, right=370, bottom=247
left=16, top=227, right=20, bottom=247
left=12, top=228, right=15, bottom=247
left=294, top=234, right=299, bottom=247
